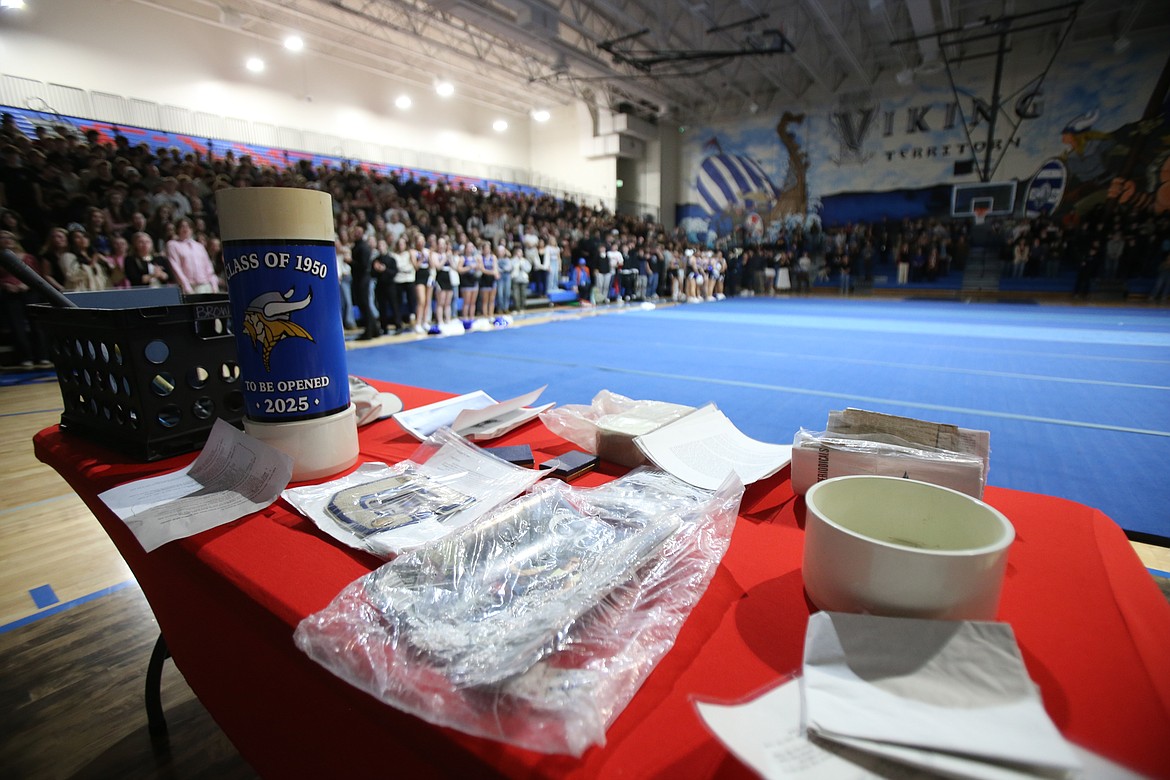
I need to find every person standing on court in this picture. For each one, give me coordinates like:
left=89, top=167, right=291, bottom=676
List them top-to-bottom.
left=351, top=230, right=381, bottom=340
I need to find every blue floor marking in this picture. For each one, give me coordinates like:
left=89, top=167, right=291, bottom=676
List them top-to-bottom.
left=646, top=308, right=1170, bottom=347
left=703, top=327, right=1170, bottom=366
left=591, top=337, right=1170, bottom=391
left=391, top=341, right=1170, bottom=437
left=602, top=365, right=1170, bottom=438
left=0, top=494, right=73, bottom=517
left=0, top=580, right=137, bottom=635
left=29, top=584, right=59, bottom=609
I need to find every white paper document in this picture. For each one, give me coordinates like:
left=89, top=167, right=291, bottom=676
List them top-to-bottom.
left=392, top=386, right=552, bottom=441
left=634, top=404, right=792, bottom=490
left=98, top=418, right=293, bottom=553
left=802, top=612, right=1082, bottom=778
left=696, top=676, right=1139, bottom=780
left=696, top=680, right=920, bottom=779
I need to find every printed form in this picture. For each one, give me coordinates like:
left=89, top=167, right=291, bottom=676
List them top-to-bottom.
left=98, top=418, right=293, bottom=552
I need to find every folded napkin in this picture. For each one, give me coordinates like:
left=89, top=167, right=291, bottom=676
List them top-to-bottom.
left=802, top=612, right=1082, bottom=778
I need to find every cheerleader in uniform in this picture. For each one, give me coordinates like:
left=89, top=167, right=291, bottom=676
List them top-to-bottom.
left=412, top=234, right=432, bottom=333
left=433, top=237, right=455, bottom=329
left=478, top=243, right=500, bottom=317
left=458, top=245, right=480, bottom=327
left=707, top=251, right=726, bottom=300
left=685, top=252, right=704, bottom=302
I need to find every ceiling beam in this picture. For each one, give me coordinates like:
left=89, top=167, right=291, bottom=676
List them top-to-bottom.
left=801, top=0, right=873, bottom=86
left=904, top=0, right=940, bottom=66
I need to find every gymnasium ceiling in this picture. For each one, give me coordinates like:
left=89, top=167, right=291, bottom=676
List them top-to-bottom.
left=131, top=0, right=1170, bottom=123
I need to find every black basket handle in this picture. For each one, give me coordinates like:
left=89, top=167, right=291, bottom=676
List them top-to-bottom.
left=0, top=249, right=76, bottom=308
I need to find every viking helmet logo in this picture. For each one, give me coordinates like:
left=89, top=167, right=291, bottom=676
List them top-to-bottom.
left=243, top=288, right=314, bottom=371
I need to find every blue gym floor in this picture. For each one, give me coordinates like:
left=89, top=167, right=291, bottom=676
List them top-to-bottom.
left=346, top=297, right=1170, bottom=543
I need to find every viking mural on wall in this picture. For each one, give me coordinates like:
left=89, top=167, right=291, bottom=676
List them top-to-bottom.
left=678, top=42, right=1170, bottom=234
left=1024, top=109, right=1170, bottom=219
left=1061, top=111, right=1170, bottom=217
left=679, top=112, right=818, bottom=245
left=772, top=113, right=811, bottom=223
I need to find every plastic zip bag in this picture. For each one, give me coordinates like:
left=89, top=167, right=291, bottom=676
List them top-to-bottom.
left=539, top=389, right=694, bottom=467
left=282, top=427, right=543, bottom=557
left=790, top=428, right=987, bottom=497
left=294, top=467, right=743, bottom=755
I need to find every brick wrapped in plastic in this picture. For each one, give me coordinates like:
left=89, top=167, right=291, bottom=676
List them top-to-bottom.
left=539, top=389, right=694, bottom=467
left=791, top=428, right=987, bottom=498
left=294, top=467, right=743, bottom=755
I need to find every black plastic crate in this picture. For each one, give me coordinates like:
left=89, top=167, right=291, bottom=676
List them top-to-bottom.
left=30, top=292, right=245, bottom=461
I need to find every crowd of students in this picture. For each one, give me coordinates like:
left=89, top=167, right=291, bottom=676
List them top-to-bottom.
left=3, top=113, right=1169, bottom=365
left=0, top=115, right=675, bottom=348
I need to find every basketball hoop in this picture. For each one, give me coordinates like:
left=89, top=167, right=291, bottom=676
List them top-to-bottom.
left=954, top=188, right=1012, bottom=226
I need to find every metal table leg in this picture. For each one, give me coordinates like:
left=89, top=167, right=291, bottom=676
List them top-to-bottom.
left=145, top=632, right=171, bottom=739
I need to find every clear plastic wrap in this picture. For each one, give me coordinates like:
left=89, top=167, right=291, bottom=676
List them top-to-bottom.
left=539, top=390, right=694, bottom=467
left=825, top=407, right=990, bottom=483
left=282, top=427, right=544, bottom=557
left=790, top=428, right=987, bottom=497
left=294, top=467, right=744, bottom=755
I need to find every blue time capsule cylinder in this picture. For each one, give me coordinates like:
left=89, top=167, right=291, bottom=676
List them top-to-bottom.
left=216, top=187, right=358, bottom=480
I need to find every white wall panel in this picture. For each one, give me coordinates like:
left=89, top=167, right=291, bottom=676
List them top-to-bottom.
left=0, top=74, right=43, bottom=110
left=42, top=83, right=91, bottom=118
left=89, top=91, right=129, bottom=125
left=127, top=99, right=162, bottom=131
left=250, top=122, right=277, bottom=147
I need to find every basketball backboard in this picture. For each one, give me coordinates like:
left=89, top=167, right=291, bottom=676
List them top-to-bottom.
left=952, top=181, right=1017, bottom=218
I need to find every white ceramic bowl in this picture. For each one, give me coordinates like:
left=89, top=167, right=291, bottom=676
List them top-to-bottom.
left=802, top=475, right=1015, bottom=621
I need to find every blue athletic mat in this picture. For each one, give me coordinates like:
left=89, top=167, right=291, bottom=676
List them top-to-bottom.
left=346, top=298, right=1170, bottom=543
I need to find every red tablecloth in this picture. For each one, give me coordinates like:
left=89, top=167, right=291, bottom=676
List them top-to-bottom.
left=34, top=380, right=1170, bottom=779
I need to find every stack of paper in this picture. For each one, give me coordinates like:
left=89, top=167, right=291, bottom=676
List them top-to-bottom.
left=693, top=612, right=1139, bottom=779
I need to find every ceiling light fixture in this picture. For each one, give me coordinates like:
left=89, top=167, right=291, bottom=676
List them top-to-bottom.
left=284, top=35, right=304, bottom=52
left=245, top=57, right=266, bottom=73
left=435, top=81, right=455, bottom=97
left=395, top=95, right=412, bottom=110
left=531, top=109, right=550, bottom=122
left=493, top=119, right=508, bottom=132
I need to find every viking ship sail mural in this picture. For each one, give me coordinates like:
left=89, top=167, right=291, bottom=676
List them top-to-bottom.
left=681, top=112, right=815, bottom=241
left=771, top=112, right=811, bottom=224
left=695, top=139, right=779, bottom=217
